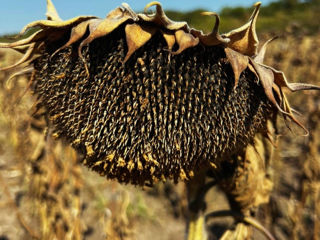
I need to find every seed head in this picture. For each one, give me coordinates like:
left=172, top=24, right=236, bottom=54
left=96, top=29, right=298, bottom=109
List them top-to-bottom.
left=1, top=0, right=319, bottom=185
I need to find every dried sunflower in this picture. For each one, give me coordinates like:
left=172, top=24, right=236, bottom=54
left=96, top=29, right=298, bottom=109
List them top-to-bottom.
left=0, top=1, right=319, bottom=186
left=1, top=1, right=320, bottom=238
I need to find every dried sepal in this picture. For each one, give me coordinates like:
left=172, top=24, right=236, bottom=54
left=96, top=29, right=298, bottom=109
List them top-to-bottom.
left=46, top=0, right=62, bottom=21
left=139, top=1, right=188, bottom=31
left=223, top=2, right=261, bottom=56
left=80, top=7, right=134, bottom=48
left=192, top=12, right=230, bottom=46
left=19, top=16, right=97, bottom=36
left=51, top=19, right=100, bottom=59
left=124, top=23, right=157, bottom=62
left=0, top=30, right=47, bottom=48
left=172, top=30, right=199, bottom=55
left=161, top=31, right=176, bottom=50
left=254, top=37, right=278, bottom=64
left=0, top=43, right=40, bottom=71
left=225, top=47, right=249, bottom=88
left=248, top=59, right=310, bottom=135
left=249, top=59, right=286, bottom=114
left=6, top=67, right=34, bottom=90
left=271, top=67, right=320, bottom=92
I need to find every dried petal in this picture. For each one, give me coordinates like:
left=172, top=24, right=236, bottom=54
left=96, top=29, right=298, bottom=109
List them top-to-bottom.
left=223, top=2, right=261, bottom=56
left=124, top=23, right=157, bottom=62
left=225, top=47, right=249, bottom=88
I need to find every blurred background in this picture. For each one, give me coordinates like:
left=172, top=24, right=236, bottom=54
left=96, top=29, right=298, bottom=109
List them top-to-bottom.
left=0, top=0, right=319, bottom=239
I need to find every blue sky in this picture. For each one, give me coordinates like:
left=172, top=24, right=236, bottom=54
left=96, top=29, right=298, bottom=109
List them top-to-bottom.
left=0, top=0, right=273, bottom=35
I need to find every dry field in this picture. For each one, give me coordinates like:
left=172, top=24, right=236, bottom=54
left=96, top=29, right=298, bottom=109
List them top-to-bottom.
left=0, top=30, right=319, bottom=239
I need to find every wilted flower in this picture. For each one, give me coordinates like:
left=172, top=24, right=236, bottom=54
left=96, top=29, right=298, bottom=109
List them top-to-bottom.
left=1, top=1, right=319, bottom=187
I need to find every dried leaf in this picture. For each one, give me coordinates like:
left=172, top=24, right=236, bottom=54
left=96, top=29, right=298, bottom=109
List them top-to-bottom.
left=46, top=0, right=62, bottom=21
left=138, top=2, right=188, bottom=31
left=223, top=2, right=261, bottom=56
left=124, top=24, right=157, bottom=62
left=172, top=30, right=199, bottom=55
left=225, top=47, right=249, bottom=88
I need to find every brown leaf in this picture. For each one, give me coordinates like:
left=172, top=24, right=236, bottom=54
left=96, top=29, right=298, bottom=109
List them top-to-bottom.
left=46, top=0, right=62, bottom=21
left=223, top=2, right=261, bottom=56
left=124, top=24, right=157, bottom=62
left=172, top=30, right=199, bottom=55
left=225, top=47, right=249, bottom=88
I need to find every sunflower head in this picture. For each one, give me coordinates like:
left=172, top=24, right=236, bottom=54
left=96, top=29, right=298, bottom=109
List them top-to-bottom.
left=1, top=0, right=319, bottom=185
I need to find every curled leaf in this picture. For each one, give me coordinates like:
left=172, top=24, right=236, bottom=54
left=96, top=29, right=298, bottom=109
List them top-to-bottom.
left=249, top=59, right=310, bottom=135
left=272, top=67, right=320, bottom=92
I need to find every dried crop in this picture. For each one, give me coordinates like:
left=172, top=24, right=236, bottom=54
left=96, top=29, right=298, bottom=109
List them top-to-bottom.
left=0, top=1, right=319, bottom=239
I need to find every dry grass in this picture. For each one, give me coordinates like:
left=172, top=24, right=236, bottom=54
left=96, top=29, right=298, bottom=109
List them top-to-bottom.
left=0, top=30, right=319, bottom=240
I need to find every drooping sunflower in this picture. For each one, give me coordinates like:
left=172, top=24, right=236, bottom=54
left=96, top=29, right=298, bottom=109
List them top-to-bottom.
left=1, top=1, right=319, bottom=187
